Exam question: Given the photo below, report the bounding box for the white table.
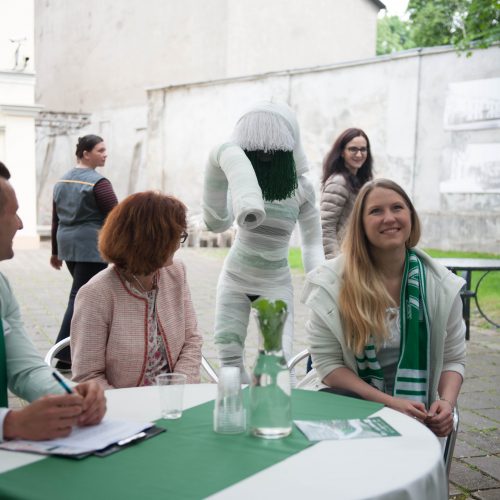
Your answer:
[0,384,447,499]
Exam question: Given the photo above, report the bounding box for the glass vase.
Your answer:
[250,298,292,439]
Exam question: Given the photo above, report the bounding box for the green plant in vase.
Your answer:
[250,298,292,439]
[252,298,288,352]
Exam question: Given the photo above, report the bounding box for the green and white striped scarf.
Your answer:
[355,250,430,406]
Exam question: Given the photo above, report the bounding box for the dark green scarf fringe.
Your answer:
[244,150,298,202]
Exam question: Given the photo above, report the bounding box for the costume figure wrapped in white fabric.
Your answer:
[203,102,324,382]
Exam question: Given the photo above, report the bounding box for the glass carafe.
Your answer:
[250,298,292,439]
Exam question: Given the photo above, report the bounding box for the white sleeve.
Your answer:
[442,293,466,377]
[203,143,265,232]
[298,177,325,273]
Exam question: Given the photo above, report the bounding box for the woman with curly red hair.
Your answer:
[71,191,202,389]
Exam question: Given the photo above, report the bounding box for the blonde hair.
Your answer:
[339,179,421,354]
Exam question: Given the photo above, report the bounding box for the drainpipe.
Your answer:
[410,48,423,200]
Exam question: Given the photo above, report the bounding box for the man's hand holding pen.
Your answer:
[3,379,106,441]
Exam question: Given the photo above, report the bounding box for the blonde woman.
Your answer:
[302,179,465,437]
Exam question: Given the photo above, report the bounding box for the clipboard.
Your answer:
[94,425,166,457]
[0,420,166,460]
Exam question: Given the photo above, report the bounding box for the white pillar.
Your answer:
[0,103,43,249]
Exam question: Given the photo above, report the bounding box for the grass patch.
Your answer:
[425,249,500,328]
[288,247,303,270]
[479,427,498,435]
[192,246,305,270]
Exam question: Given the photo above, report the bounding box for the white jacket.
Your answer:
[300,248,466,403]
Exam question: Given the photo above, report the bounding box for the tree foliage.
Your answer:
[377,0,500,56]
[377,15,416,54]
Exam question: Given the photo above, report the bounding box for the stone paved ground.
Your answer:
[2,243,499,498]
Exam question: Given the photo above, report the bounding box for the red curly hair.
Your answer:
[99,191,187,275]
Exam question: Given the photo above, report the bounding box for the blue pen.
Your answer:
[52,371,73,394]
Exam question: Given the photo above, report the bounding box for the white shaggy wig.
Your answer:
[232,110,295,153]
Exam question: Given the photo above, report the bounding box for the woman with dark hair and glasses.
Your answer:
[70,191,202,389]
[320,128,373,260]
[50,135,118,369]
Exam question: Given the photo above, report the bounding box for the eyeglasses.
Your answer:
[346,147,368,155]
[180,232,188,244]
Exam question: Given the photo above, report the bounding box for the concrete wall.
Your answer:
[412,49,500,252]
[34,0,381,112]
[144,45,500,252]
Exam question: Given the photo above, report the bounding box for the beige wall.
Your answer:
[34,0,380,112]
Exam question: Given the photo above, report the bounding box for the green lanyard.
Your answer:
[0,317,8,407]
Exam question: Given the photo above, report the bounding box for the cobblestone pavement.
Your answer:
[2,243,499,498]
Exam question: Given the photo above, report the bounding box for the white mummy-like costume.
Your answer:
[203,102,324,381]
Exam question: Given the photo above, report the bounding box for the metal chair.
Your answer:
[44,337,70,368]
[287,347,459,477]
[45,337,219,383]
[444,406,460,477]
[287,348,309,371]
[201,357,219,384]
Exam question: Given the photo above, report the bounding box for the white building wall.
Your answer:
[34,0,381,112]
[3,111,39,249]
[33,0,383,229]
[0,0,40,249]
[225,0,380,78]
[32,1,499,252]
[0,0,35,73]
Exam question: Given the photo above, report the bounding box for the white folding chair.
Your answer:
[44,337,70,367]
[287,348,310,371]
[44,337,219,383]
[201,357,219,383]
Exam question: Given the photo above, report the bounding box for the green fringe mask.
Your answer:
[244,150,298,202]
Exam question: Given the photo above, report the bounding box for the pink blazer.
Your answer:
[71,261,202,389]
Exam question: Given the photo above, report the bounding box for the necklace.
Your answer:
[130,273,155,293]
